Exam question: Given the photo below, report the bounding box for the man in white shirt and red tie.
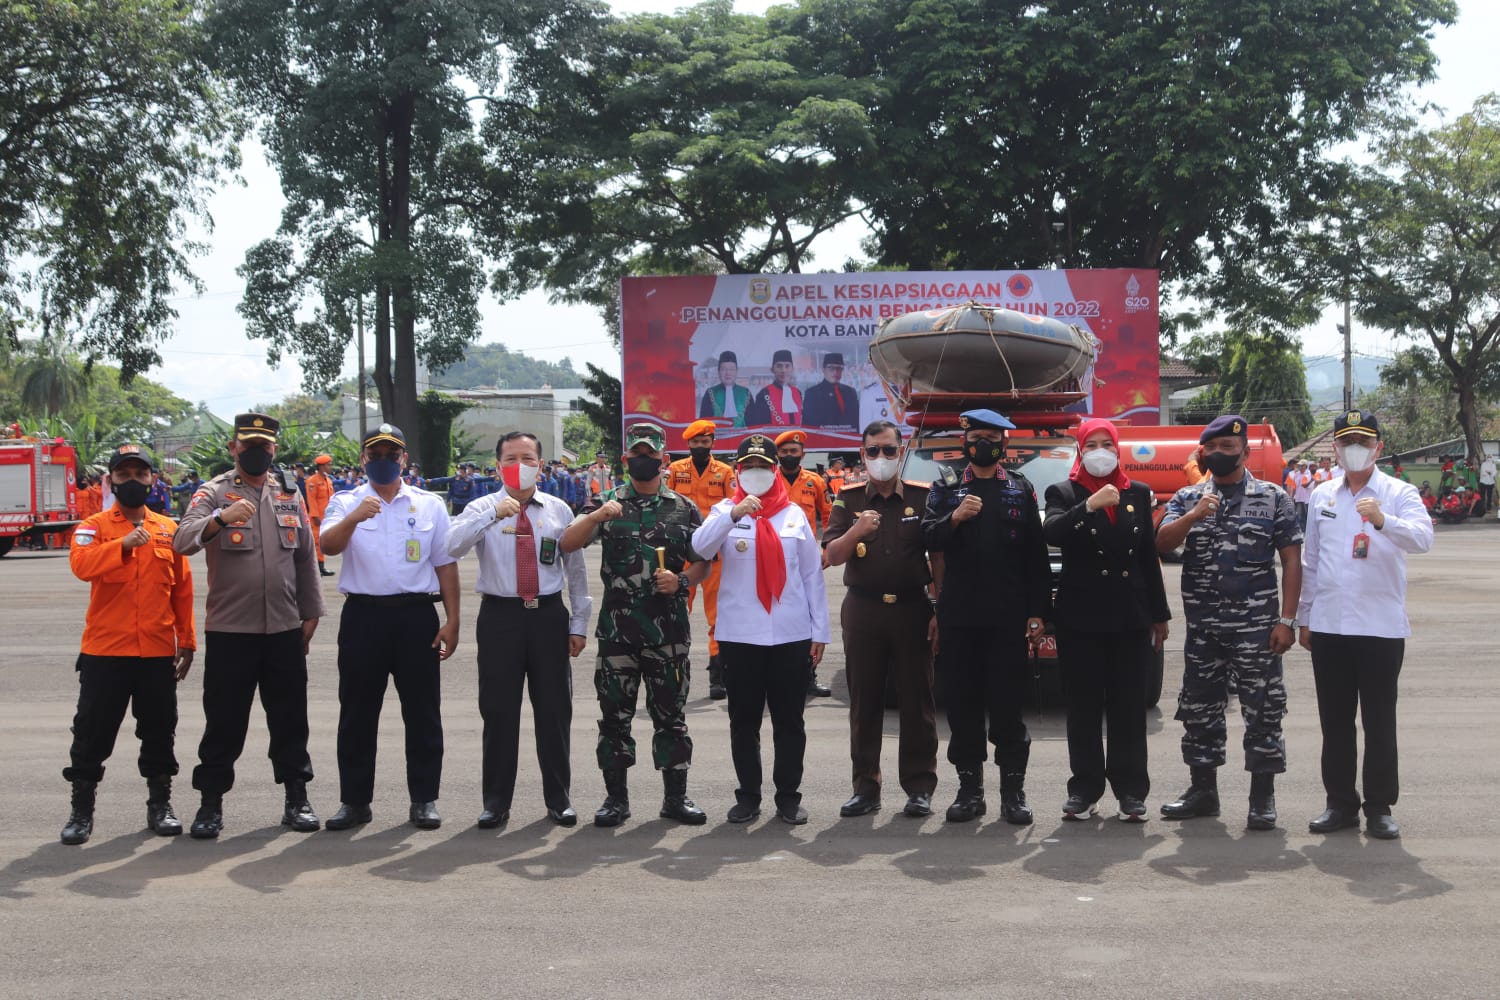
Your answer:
[1298,410,1433,840]
[317,423,461,831]
[447,431,593,829]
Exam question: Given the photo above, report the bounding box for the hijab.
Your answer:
[1069,418,1132,524]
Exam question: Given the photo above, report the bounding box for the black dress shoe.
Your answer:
[1160,786,1220,819]
[727,801,760,824]
[1308,807,1361,834]
[318,565,335,577]
[807,675,832,697]
[1000,788,1033,826]
[476,808,509,829]
[1366,814,1400,840]
[409,801,441,830]
[548,805,578,827]
[840,792,880,817]
[903,793,933,818]
[325,803,372,831]
[282,800,320,833]
[1062,795,1097,820]
[777,802,809,825]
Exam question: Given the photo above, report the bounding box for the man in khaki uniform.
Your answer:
[174,413,326,838]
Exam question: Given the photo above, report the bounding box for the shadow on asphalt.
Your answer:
[227,821,412,893]
[0,829,156,900]
[1023,818,1167,885]
[1301,835,1453,904]
[66,824,284,899]
[1147,820,1308,885]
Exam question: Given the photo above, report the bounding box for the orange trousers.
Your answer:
[687,558,722,658]
[311,516,324,562]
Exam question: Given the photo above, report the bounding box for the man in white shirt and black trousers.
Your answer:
[1299,410,1433,840]
[448,431,593,829]
[318,423,461,831]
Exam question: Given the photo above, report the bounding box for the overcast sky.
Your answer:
[150,0,1500,416]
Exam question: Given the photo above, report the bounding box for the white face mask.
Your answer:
[1081,449,1119,477]
[866,456,899,482]
[1338,442,1376,473]
[737,467,776,497]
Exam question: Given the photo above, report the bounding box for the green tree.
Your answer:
[14,331,90,417]
[434,343,584,390]
[788,0,1453,336]
[1177,330,1313,445]
[1314,96,1500,459]
[0,0,239,376]
[212,0,603,455]
[578,364,622,468]
[488,0,875,333]
[562,411,603,463]
[1354,348,1473,455]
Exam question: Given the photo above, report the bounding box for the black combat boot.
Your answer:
[660,769,707,825]
[146,776,183,836]
[60,780,97,846]
[945,768,986,823]
[190,793,224,839]
[1000,771,1034,826]
[281,780,320,832]
[594,768,630,828]
[708,656,726,700]
[1160,766,1221,819]
[1247,772,1277,831]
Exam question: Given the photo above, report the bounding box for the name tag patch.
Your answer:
[1319,508,1337,518]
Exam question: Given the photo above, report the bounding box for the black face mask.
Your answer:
[238,447,274,476]
[778,454,801,474]
[965,438,1004,468]
[1203,450,1243,477]
[689,446,712,469]
[626,455,661,482]
[113,479,151,508]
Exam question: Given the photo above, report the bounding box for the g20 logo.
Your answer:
[1124,295,1154,313]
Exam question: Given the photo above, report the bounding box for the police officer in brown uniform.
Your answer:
[174,413,327,838]
[823,420,940,818]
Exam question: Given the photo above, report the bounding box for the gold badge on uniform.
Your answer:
[904,507,914,516]
[1126,504,1135,513]
[855,542,867,558]
[735,539,748,552]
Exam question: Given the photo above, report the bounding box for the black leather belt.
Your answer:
[847,585,932,606]
[482,592,562,610]
[345,593,441,607]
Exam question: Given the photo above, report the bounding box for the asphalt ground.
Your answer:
[1,522,1498,998]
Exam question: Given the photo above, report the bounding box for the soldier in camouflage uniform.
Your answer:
[560,423,711,828]
[1155,414,1303,831]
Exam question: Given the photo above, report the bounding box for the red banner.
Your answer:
[621,270,1159,450]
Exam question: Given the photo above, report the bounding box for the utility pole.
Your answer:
[1341,295,1353,412]
[356,294,368,443]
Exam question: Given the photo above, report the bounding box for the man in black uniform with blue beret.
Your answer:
[922,409,1051,825]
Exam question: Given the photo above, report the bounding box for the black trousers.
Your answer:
[720,639,810,808]
[192,629,314,795]
[937,624,1032,774]
[1309,632,1404,817]
[63,654,178,784]
[336,600,444,804]
[476,596,572,813]
[1057,626,1150,802]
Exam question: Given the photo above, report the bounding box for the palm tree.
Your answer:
[17,331,90,417]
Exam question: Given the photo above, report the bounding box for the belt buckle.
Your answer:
[882,593,897,604]
[523,598,539,609]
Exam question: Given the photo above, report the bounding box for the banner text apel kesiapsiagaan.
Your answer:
[619,270,1160,451]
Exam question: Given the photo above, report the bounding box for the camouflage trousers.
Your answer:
[594,642,692,772]
[1175,625,1287,773]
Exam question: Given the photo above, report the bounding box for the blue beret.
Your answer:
[1200,414,1248,444]
[959,409,1016,432]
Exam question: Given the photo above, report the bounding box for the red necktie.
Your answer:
[515,504,539,601]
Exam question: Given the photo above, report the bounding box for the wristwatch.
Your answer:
[676,572,690,592]
[212,511,227,528]
[1277,616,1297,629]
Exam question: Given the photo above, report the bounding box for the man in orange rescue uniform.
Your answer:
[775,429,835,697]
[60,444,196,845]
[667,419,737,699]
[305,454,336,577]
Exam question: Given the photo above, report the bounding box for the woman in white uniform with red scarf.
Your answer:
[693,433,831,824]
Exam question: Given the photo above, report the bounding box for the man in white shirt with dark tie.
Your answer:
[1298,410,1433,840]
[447,431,592,829]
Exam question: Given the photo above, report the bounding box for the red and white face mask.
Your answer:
[501,462,540,490]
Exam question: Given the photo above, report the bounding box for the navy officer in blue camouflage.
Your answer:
[1155,414,1302,831]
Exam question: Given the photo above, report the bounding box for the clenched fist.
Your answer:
[492,495,521,522]
[350,495,383,523]
[221,498,256,525]
[732,495,762,521]
[1087,485,1120,511]
[592,499,624,523]
[121,523,151,551]
[951,494,983,524]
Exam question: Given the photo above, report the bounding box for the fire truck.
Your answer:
[0,434,81,556]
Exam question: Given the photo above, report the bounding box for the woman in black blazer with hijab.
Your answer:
[1043,418,1171,822]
